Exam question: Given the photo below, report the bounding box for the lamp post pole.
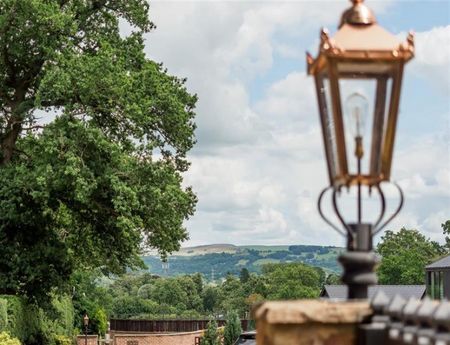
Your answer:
[307,0,414,299]
[338,135,378,300]
[83,313,89,345]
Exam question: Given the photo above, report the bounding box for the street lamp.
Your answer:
[83,313,89,345]
[307,0,414,299]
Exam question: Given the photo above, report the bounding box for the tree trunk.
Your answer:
[0,84,29,166]
[1,115,22,166]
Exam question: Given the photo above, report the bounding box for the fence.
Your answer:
[359,291,450,345]
[110,319,250,333]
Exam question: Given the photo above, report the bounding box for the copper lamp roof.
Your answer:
[306,0,414,75]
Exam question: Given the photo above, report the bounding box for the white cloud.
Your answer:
[409,25,450,93]
[142,1,447,247]
[395,132,450,199]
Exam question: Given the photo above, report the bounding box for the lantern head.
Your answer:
[307,0,414,188]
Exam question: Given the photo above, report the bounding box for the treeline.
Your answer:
[0,260,338,343]
[77,262,340,334]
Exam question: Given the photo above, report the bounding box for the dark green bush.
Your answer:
[0,295,75,345]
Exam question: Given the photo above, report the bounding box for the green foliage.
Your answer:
[325,273,342,285]
[0,294,77,345]
[201,319,220,345]
[239,268,250,284]
[0,0,197,302]
[72,270,113,334]
[223,311,242,345]
[219,275,245,315]
[0,332,21,345]
[53,335,72,345]
[3,296,30,342]
[377,228,446,285]
[151,278,188,310]
[0,298,7,330]
[111,296,156,319]
[91,308,107,336]
[100,261,325,320]
[263,263,322,299]
[442,221,450,250]
[47,295,75,337]
[2,296,48,344]
[203,286,219,313]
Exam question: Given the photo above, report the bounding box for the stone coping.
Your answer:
[76,335,98,338]
[253,299,372,325]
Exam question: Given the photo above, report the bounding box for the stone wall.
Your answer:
[253,300,372,345]
[76,335,98,345]
[112,330,204,345]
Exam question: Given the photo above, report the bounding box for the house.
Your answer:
[320,285,426,300]
[425,254,450,299]
[322,254,450,301]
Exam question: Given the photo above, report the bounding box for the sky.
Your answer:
[137,0,450,247]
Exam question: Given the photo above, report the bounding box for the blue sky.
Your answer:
[143,0,450,247]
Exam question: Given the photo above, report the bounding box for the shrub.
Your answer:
[0,298,8,331]
[54,335,72,345]
[0,294,75,345]
[50,295,74,336]
[223,311,242,345]
[0,332,22,345]
[201,319,220,345]
[2,295,29,341]
[91,308,107,336]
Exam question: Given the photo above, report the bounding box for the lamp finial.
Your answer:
[340,0,376,27]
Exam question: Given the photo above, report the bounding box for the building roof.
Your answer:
[426,255,450,270]
[321,285,426,300]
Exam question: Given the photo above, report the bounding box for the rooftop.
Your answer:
[321,285,426,300]
[426,255,450,270]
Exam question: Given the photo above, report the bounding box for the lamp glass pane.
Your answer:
[375,77,393,178]
[339,78,377,176]
[336,60,400,184]
[316,73,341,184]
[322,77,340,179]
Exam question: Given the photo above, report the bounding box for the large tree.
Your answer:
[0,0,197,301]
[376,228,445,285]
[262,263,322,299]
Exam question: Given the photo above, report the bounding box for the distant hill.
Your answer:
[144,244,239,257]
[142,244,343,281]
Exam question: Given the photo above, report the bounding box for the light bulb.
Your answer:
[345,92,369,138]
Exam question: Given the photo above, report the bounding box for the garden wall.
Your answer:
[112,330,203,345]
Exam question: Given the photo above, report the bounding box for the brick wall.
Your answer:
[76,335,98,345]
[113,330,204,345]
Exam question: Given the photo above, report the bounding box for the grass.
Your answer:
[252,258,280,266]
[236,259,249,266]
[240,245,290,252]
